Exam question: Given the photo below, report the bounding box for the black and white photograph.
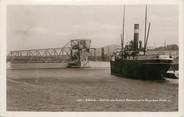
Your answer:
[0,0,183,116]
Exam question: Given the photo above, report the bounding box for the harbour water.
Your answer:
[7,61,178,111]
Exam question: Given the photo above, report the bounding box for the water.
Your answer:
[7,62,178,111]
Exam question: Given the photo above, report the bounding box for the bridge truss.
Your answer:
[7,39,92,67]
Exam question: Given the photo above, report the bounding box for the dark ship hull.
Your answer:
[110,59,172,80]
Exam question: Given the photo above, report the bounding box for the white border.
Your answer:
[179,0,184,115]
[0,0,7,116]
[0,0,183,117]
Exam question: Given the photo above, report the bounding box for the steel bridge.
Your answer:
[7,39,95,67]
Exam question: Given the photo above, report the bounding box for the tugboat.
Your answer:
[110,5,173,80]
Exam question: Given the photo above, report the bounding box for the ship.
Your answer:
[110,5,173,80]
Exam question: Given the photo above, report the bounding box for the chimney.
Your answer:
[133,24,139,51]
[139,40,142,49]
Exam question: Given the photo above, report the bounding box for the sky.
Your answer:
[7,5,178,51]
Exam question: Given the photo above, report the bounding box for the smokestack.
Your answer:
[101,48,105,61]
[133,24,139,51]
[139,40,142,49]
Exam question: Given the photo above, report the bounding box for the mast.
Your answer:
[144,5,147,55]
[121,5,126,50]
[144,22,151,50]
[164,40,166,48]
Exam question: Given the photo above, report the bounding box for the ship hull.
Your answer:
[110,59,172,80]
